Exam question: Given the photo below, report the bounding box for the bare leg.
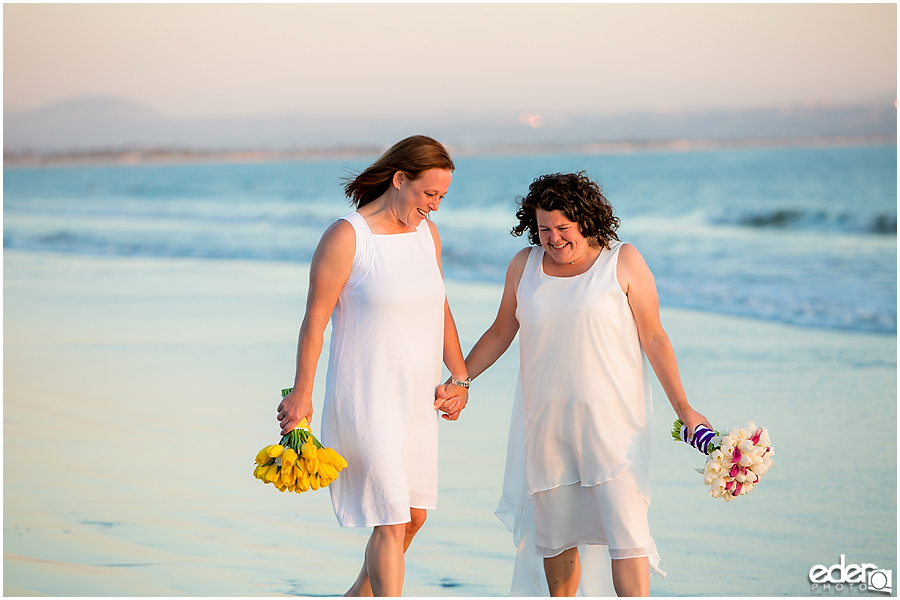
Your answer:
[611,556,650,597]
[345,509,427,597]
[544,547,580,597]
[402,508,427,550]
[357,523,405,596]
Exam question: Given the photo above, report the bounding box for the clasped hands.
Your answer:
[433,379,468,421]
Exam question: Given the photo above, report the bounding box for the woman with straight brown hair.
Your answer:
[277,135,471,596]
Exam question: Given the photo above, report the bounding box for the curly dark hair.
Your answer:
[511,171,620,248]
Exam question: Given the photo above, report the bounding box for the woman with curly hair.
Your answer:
[447,171,708,596]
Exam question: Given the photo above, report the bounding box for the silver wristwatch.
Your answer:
[450,376,471,389]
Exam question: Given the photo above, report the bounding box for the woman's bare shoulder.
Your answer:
[617,241,639,258]
[510,246,532,268]
[616,242,648,268]
[426,217,440,237]
[314,218,356,264]
[505,247,532,283]
[616,242,654,290]
[321,217,355,244]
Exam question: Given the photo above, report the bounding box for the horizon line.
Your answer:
[4,134,895,169]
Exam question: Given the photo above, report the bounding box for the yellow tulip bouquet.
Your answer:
[252,388,348,494]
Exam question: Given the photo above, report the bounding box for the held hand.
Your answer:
[434,382,453,404]
[433,382,468,421]
[433,383,461,419]
[677,406,711,441]
[277,390,313,435]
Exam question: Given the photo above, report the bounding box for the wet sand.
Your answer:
[3,249,896,596]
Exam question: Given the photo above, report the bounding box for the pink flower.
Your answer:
[750,428,763,444]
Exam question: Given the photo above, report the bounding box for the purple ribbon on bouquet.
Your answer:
[680,424,716,455]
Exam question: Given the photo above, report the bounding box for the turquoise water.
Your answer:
[4,144,897,333]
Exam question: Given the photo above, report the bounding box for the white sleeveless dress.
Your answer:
[320,211,444,527]
[496,243,664,596]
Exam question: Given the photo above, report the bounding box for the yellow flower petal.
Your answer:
[324,448,344,469]
[301,442,316,460]
[256,446,272,464]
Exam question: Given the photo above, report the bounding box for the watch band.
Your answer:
[450,377,471,389]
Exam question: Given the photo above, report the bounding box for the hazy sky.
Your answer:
[4,3,897,118]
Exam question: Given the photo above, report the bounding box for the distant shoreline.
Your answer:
[4,134,895,168]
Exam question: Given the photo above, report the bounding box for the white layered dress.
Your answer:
[496,243,665,596]
[320,211,444,527]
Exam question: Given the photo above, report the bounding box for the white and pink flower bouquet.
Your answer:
[672,419,774,502]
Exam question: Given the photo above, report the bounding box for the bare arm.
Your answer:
[617,243,709,438]
[427,220,469,420]
[464,248,529,380]
[276,220,355,434]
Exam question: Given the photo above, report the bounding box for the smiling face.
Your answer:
[394,168,452,228]
[536,208,592,265]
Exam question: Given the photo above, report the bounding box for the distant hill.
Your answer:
[4,96,896,154]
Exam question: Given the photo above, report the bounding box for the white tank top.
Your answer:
[320,211,445,526]
[515,242,654,496]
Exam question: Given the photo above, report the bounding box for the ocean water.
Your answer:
[3,143,897,334]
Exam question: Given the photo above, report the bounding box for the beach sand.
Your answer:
[3,250,896,596]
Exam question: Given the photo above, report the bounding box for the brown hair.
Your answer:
[343,135,455,207]
[511,171,620,248]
